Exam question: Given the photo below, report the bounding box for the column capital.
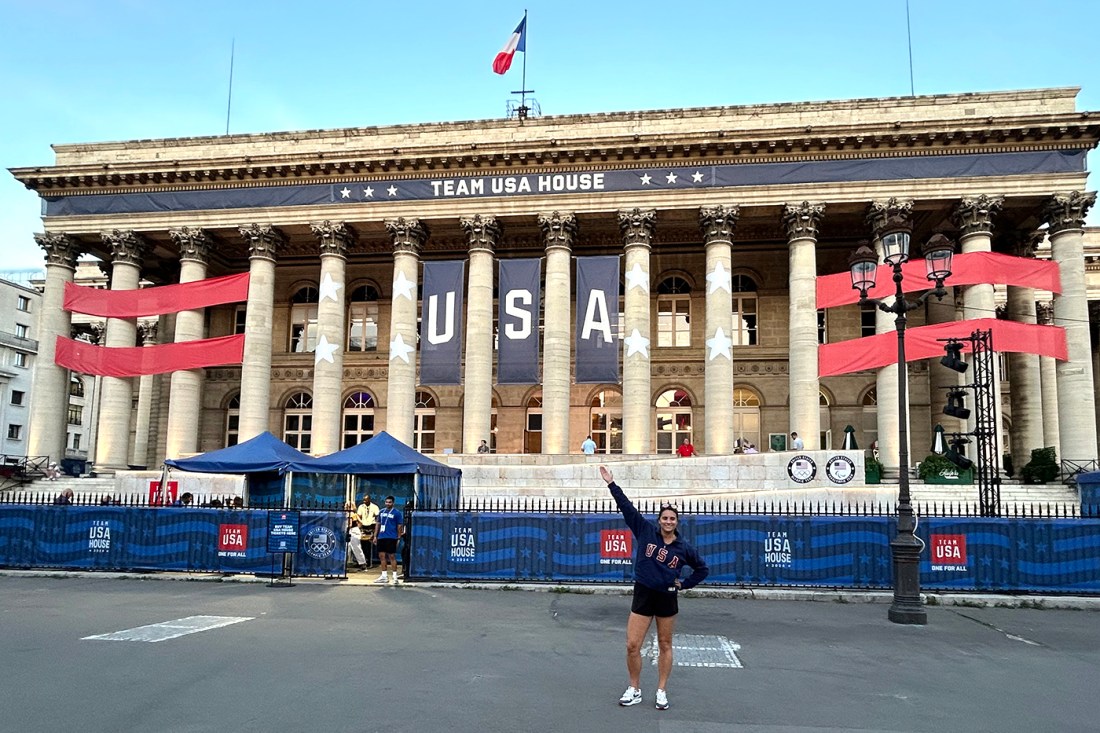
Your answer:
[1042,191,1097,235]
[169,226,214,264]
[618,208,656,249]
[138,321,159,345]
[951,194,1004,237]
[100,229,149,267]
[866,198,914,238]
[699,205,740,245]
[460,214,502,254]
[1001,228,1043,259]
[310,220,356,258]
[1036,301,1054,325]
[538,211,577,252]
[385,217,429,255]
[33,232,81,269]
[782,201,826,240]
[238,224,285,261]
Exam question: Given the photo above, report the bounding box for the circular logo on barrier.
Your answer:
[826,455,856,484]
[787,455,817,484]
[303,526,337,559]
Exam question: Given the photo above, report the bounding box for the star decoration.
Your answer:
[387,185,398,197]
[706,327,733,361]
[314,334,340,364]
[707,261,732,294]
[363,186,374,198]
[319,272,343,302]
[691,171,704,183]
[623,329,650,359]
[639,173,652,185]
[665,172,678,184]
[624,263,649,292]
[389,333,415,364]
[392,270,416,300]
[339,187,351,199]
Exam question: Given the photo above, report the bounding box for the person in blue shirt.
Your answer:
[600,465,708,711]
[373,495,404,585]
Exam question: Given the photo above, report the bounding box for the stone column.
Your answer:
[385,218,428,445]
[237,224,284,441]
[1035,302,1061,454]
[953,195,1006,448]
[95,230,150,472]
[164,227,213,458]
[619,208,655,454]
[784,202,825,450]
[700,205,739,455]
[867,199,913,475]
[538,212,577,454]
[1003,230,1044,467]
[133,321,158,468]
[1042,191,1098,462]
[309,221,354,455]
[460,215,500,453]
[27,233,82,463]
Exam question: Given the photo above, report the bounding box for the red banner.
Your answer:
[64,272,250,318]
[817,252,1061,309]
[818,318,1067,377]
[55,334,245,377]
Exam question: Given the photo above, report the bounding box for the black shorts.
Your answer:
[376,538,398,554]
[630,582,679,618]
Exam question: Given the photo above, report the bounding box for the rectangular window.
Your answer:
[14,324,28,340]
[657,298,691,347]
[7,424,21,440]
[16,295,30,312]
[10,390,24,406]
[861,303,877,338]
[14,353,27,368]
[72,433,81,451]
[733,296,758,346]
[348,303,379,351]
[817,309,827,344]
[234,305,247,335]
[68,406,83,426]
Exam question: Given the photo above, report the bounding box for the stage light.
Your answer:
[943,390,971,420]
[941,341,969,373]
[945,436,974,471]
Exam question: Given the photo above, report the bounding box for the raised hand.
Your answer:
[599,465,614,485]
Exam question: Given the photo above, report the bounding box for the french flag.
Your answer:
[493,17,526,75]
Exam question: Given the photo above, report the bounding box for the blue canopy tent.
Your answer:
[285,431,461,509]
[164,431,309,507]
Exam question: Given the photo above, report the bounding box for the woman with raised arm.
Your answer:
[600,465,709,711]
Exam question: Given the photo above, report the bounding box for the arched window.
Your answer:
[289,286,319,353]
[861,387,878,449]
[589,390,623,454]
[524,392,543,454]
[283,392,313,451]
[225,393,241,447]
[488,395,500,453]
[414,390,437,453]
[655,388,693,454]
[342,391,375,448]
[656,276,692,347]
[347,284,380,352]
[732,275,757,346]
[732,387,761,451]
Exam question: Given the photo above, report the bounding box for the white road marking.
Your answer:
[644,632,743,668]
[83,615,254,643]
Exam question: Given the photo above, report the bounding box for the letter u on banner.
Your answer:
[420,260,465,384]
[575,256,621,383]
[497,258,542,384]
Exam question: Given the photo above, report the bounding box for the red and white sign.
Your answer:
[148,480,179,506]
[930,534,968,571]
[218,524,248,557]
[600,529,632,559]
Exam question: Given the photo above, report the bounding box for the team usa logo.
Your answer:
[930,534,968,572]
[303,526,337,560]
[825,455,856,484]
[763,530,792,567]
[449,527,477,563]
[787,455,817,484]
[88,520,112,554]
[218,524,248,559]
[599,529,632,566]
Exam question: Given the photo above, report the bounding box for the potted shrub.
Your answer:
[865,453,883,484]
[1021,446,1059,484]
[918,454,973,484]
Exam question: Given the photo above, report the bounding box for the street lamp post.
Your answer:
[848,231,954,625]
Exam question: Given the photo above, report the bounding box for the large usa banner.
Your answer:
[497,258,542,384]
[419,260,466,385]
[575,256,620,383]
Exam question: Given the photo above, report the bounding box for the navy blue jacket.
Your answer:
[608,482,709,593]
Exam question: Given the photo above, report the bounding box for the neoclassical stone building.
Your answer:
[10,87,1100,476]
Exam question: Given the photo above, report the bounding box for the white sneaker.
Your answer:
[618,686,642,707]
[389,576,398,585]
[655,689,669,710]
[373,575,388,584]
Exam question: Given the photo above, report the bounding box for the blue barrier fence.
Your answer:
[0,505,346,577]
[410,512,1100,594]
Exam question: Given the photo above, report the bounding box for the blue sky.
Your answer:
[2,0,1097,272]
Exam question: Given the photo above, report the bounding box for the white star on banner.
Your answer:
[691,171,704,183]
[340,187,351,199]
[706,327,733,361]
[392,271,416,300]
[623,328,650,359]
[665,172,678,184]
[387,185,398,197]
[319,273,343,302]
[624,263,649,292]
[389,333,415,364]
[363,186,374,198]
[639,173,652,185]
[314,334,340,364]
[706,261,732,294]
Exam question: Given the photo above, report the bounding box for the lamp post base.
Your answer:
[888,603,928,625]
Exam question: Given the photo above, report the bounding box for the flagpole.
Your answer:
[225,38,235,135]
[520,9,528,112]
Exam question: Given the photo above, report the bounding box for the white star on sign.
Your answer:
[706,261,732,294]
[623,329,650,359]
[639,173,652,185]
[389,333,415,364]
[340,187,351,199]
[363,186,374,198]
[665,172,678,184]
[392,270,416,300]
[314,334,340,364]
[625,263,649,292]
[387,185,398,197]
[706,327,733,361]
[691,171,704,183]
[319,272,343,302]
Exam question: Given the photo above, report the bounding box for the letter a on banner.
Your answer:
[420,260,465,384]
[575,256,620,383]
[497,258,542,384]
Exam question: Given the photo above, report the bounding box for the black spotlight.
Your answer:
[944,436,974,471]
[943,390,971,420]
[941,341,969,373]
